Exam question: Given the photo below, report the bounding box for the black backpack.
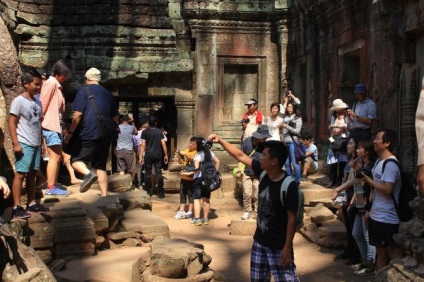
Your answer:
[201,160,222,192]
[382,159,417,222]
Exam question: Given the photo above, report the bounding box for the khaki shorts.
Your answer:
[304,157,318,174]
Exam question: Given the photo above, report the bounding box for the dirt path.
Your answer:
[151,192,365,282]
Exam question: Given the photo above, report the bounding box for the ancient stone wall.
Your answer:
[287,0,424,173]
[0,0,288,170]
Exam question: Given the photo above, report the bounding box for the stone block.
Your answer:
[150,238,209,278]
[53,217,96,243]
[121,209,170,241]
[317,238,346,249]
[28,223,54,249]
[108,231,139,241]
[318,219,346,240]
[85,208,109,234]
[307,203,335,225]
[35,249,53,265]
[309,198,333,209]
[299,222,319,243]
[53,247,151,281]
[55,242,96,258]
[229,218,256,236]
[300,183,334,205]
[89,173,133,193]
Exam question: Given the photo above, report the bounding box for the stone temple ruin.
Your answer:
[1,0,424,281]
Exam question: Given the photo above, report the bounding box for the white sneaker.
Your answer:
[174,211,186,219]
[185,211,193,219]
[241,212,250,220]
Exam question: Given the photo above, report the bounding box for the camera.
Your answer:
[240,118,250,124]
[202,139,214,150]
[285,90,290,97]
[354,167,372,178]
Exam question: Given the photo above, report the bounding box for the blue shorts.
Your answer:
[43,129,62,147]
[15,143,41,173]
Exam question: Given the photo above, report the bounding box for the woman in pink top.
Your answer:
[40,59,73,197]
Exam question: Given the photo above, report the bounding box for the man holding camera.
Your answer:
[347,83,377,141]
[241,98,263,142]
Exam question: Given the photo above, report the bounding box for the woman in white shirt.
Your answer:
[264,102,284,141]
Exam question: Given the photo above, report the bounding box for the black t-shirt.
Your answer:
[252,160,299,250]
[140,126,166,159]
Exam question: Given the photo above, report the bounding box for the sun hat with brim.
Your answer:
[252,124,272,139]
[330,99,349,112]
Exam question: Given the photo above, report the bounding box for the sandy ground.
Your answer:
[151,191,366,282]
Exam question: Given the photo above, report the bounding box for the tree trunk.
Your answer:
[0,16,22,179]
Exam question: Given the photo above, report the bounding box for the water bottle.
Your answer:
[353,178,365,209]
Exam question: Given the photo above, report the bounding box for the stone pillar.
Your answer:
[175,101,195,150]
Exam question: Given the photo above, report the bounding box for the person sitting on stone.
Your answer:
[300,132,319,182]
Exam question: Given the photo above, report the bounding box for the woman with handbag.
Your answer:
[326,99,349,187]
[280,101,303,184]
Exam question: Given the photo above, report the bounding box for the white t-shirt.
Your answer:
[193,150,216,179]
[264,116,284,141]
[370,156,401,224]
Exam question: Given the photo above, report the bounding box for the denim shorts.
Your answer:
[15,142,41,173]
[42,129,62,147]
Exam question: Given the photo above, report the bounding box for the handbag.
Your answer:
[330,135,348,151]
[290,135,306,162]
[86,86,120,140]
[232,146,258,179]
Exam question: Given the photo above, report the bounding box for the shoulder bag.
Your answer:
[86,86,120,140]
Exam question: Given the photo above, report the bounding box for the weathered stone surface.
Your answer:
[300,184,335,205]
[119,189,152,211]
[307,203,335,225]
[318,219,346,240]
[150,238,210,278]
[89,173,133,193]
[143,269,215,282]
[53,247,151,282]
[121,209,170,241]
[1,223,56,282]
[299,222,319,243]
[229,218,256,236]
[108,231,139,241]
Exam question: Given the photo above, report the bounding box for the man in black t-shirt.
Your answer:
[208,134,299,282]
[139,116,168,198]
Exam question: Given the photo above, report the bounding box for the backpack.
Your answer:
[381,159,417,222]
[201,160,222,192]
[259,171,305,228]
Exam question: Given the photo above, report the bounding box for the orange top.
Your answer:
[40,76,65,133]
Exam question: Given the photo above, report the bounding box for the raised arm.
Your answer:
[207,134,253,169]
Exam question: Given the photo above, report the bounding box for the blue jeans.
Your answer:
[352,213,376,264]
[285,142,301,183]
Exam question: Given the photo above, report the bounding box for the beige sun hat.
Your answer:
[330,99,349,111]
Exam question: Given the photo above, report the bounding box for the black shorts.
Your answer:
[192,177,211,199]
[71,139,111,171]
[368,217,399,248]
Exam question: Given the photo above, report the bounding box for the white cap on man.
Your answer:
[85,68,101,81]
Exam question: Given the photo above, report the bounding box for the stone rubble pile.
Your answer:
[3,174,217,282]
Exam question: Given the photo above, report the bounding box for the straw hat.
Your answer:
[330,99,349,111]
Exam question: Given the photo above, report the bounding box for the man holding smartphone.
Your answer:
[347,83,377,141]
